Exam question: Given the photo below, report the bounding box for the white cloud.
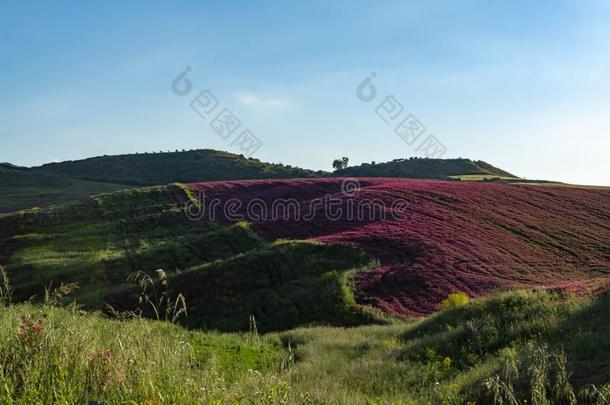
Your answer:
[236,93,289,108]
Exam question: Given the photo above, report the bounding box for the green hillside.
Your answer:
[335,157,518,180]
[1,151,520,213]
[36,149,322,186]
[1,150,324,212]
[2,162,610,403]
[0,163,129,213]
[0,184,381,332]
[37,152,517,185]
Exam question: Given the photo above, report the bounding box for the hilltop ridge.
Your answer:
[36,149,323,186]
[336,157,517,179]
[1,149,518,212]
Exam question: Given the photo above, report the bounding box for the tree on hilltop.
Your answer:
[332,156,349,171]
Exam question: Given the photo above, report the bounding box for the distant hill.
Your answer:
[1,149,520,212]
[36,149,322,186]
[1,163,71,188]
[35,151,517,186]
[0,163,128,212]
[1,149,323,212]
[335,158,517,180]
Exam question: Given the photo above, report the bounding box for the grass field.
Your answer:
[449,174,519,181]
[3,178,610,327]
[1,286,609,403]
[2,177,610,403]
[1,184,385,332]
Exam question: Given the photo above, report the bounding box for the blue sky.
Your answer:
[1,1,609,185]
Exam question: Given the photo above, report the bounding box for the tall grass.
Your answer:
[0,264,12,306]
[1,274,609,403]
[0,303,291,403]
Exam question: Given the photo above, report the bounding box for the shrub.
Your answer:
[440,292,470,309]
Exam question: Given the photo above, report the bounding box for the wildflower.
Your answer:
[102,348,112,366]
[16,315,45,346]
[93,347,112,366]
[32,318,44,334]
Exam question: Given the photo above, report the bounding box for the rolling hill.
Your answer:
[335,157,517,180]
[0,163,130,213]
[0,150,323,212]
[1,149,519,213]
[35,149,323,186]
[188,178,610,316]
[36,151,516,185]
[0,184,382,332]
[1,177,608,332]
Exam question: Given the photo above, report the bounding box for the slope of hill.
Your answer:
[1,150,323,212]
[0,163,129,213]
[37,152,517,186]
[2,150,522,213]
[2,177,609,330]
[188,177,610,316]
[3,289,610,403]
[335,158,518,180]
[36,149,322,186]
[0,184,382,332]
[35,151,517,187]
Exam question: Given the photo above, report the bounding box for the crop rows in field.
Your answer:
[189,178,610,316]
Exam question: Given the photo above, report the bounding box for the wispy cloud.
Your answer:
[236,93,289,108]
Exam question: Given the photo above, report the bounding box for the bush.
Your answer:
[440,292,470,309]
